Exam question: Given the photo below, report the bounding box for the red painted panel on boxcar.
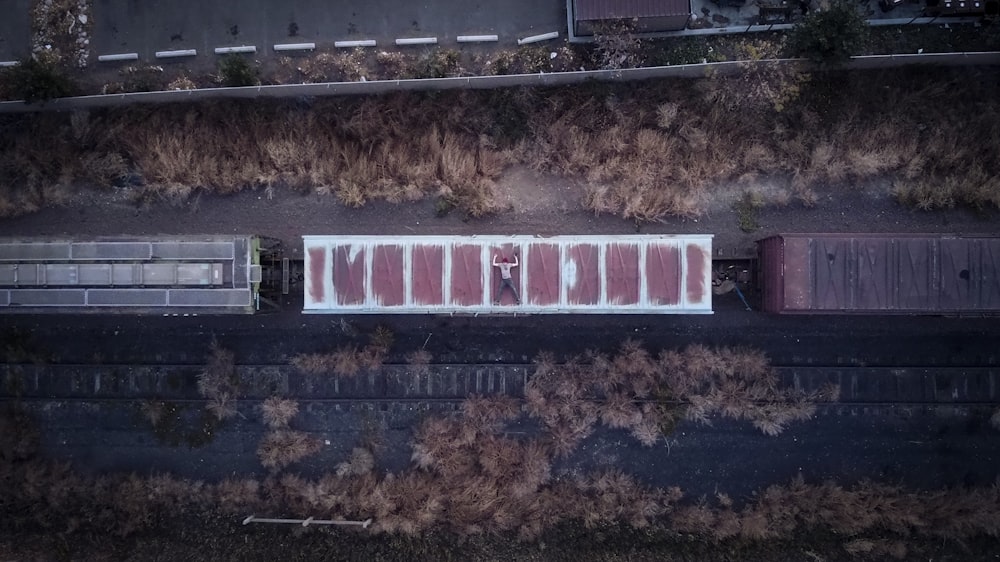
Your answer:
[527,243,559,306]
[333,245,366,305]
[685,243,706,304]
[411,244,444,306]
[371,244,404,306]
[646,244,680,305]
[607,243,639,305]
[451,244,483,306]
[490,243,521,305]
[566,244,599,305]
[307,246,325,303]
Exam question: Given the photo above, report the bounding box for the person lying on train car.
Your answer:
[492,253,521,305]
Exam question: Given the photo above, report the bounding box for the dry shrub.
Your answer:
[198,342,239,420]
[629,415,661,447]
[290,346,362,377]
[206,393,238,421]
[261,397,299,429]
[463,394,521,433]
[215,478,262,513]
[257,430,323,471]
[527,342,820,441]
[369,325,395,352]
[600,391,641,429]
[406,349,432,375]
[198,342,235,398]
[330,346,362,376]
[290,353,331,375]
[358,345,385,370]
[79,152,128,187]
[336,447,376,477]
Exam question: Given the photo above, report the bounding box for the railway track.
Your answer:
[3,363,999,406]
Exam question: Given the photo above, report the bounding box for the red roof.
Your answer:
[575,0,691,20]
[303,235,713,314]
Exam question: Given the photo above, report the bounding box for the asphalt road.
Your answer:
[0,0,31,62]
[90,0,566,61]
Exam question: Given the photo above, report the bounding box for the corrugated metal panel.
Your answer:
[0,236,257,314]
[575,0,690,20]
[71,242,151,260]
[0,242,70,261]
[758,234,1000,314]
[302,235,712,314]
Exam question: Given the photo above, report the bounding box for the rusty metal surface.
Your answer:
[758,234,1000,314]
[303,235,713,314]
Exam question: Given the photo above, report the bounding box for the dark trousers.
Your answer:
[497,277,520,302]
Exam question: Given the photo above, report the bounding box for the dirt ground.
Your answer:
[0,164,996,259]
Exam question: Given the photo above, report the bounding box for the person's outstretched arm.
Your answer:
[492,255,499,267]
[512,254,519,267]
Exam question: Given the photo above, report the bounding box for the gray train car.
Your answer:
[0,235,263,314]
[757,234,1000,314]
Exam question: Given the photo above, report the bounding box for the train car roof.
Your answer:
[757,233,1000,314]
[302,235,713,314]
[0,235,260,314]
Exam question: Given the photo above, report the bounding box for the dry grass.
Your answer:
[5,68,998,220]
[291,326,396,376]
[290,346,361,377]
[256,430,323,471]
[261,397,299,429]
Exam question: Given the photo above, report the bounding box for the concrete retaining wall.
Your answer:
[1,51,998,113]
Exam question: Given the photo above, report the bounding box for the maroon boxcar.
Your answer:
[757,234,1000,314]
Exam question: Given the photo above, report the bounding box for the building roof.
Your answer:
[302,235,712,314]
[574,0,691,21]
